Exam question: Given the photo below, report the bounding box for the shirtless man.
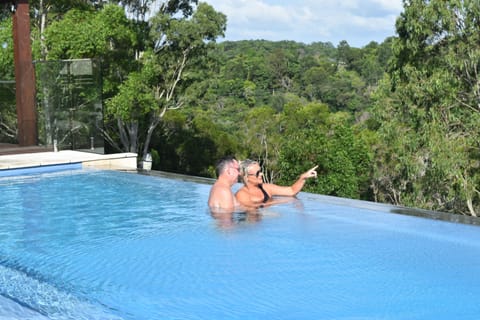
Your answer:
[208,156,241,212]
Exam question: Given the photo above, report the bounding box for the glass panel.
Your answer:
[35,59,104,153]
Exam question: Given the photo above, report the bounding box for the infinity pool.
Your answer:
[0,169,479,319]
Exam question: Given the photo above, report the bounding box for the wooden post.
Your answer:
[12,0,37,146]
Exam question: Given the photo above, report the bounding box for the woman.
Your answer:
[235,159,318,208]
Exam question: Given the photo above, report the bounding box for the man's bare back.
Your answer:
[208,180,238,211]
[208,156,240,212]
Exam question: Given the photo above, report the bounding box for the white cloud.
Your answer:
[205,0,403,47]
[371,0,404,11]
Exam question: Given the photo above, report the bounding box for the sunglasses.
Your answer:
[247,170,262,177]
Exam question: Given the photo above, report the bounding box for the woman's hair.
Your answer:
[239,159,258,184]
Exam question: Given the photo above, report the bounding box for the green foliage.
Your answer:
[277,108,373,199]
[151,109,238,177]
[175,39,383,189]
[105,70,156,122]
[372,0,480,215]
[0,17,13,79]
[43,2,226,157]
[45,4,139,99]
[322,69,368,112]
[46,5,135,59]
[0,17,17,143]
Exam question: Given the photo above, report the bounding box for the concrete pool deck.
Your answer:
[0,150,138,173]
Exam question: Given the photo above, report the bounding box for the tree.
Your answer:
[0,16,17,142]
[239,105,282,182]
[107,2,226,160]
[44,2,226,160]
[150,109,239,177]
[42,4,138,149]
[30,0,98,60]
[372,0,480,215]
[299,62,335,101]
[321,69,368,112]
[277,104,373,199]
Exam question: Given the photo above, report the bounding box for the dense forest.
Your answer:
[0,0,479,216]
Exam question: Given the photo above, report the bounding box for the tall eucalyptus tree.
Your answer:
[373,0,480,215]
[43,1,226,160]
[106,2,226,159]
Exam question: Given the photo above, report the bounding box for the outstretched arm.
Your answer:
[265,165,318,197]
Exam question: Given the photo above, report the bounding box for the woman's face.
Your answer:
[245,163,263,183]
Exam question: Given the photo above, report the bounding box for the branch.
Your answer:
[155,85,165,100]
[0,121,17,138]
[155,47,190,118]
[159,100,183,118]
[165,47,190,102]
[454,97,480,114]
[96,124,123,153]
[117,118,130,152]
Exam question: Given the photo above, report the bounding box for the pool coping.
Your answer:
[0,150,138,176]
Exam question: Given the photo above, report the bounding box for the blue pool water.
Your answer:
[0,169,480,319]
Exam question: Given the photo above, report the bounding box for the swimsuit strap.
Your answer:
[258,184,270,203]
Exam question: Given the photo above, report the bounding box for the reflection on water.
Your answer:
[210,210,262,229]
[209,197,302,230]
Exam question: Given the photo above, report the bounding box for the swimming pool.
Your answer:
[0,169,479,319]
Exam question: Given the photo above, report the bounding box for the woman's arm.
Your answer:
[264,165,318,197]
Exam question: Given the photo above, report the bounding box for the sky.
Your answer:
[203,0,404,48]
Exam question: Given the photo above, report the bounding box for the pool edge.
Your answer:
[142,170,480,227]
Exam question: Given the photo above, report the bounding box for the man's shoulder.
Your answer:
[208,181,235,209]
[209,181,229,198]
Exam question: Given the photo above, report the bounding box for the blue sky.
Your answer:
[203,0,404,48]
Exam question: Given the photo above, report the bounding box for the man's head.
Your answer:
[215,156,240,181]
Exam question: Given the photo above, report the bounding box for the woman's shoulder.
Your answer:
[235,186,248,196]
